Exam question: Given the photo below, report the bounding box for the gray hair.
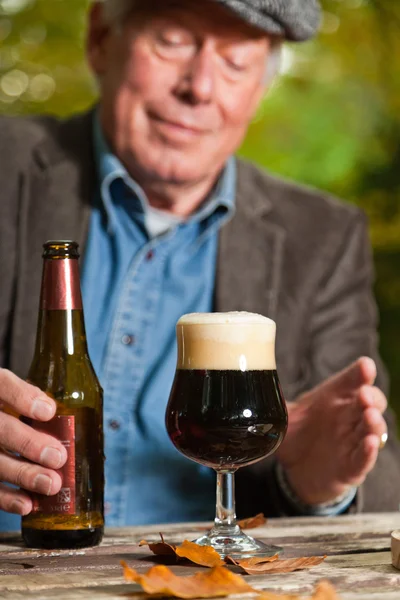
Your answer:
[100,0,282,84]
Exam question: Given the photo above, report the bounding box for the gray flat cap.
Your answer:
[213,0,322,41]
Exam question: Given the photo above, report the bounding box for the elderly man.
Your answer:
[0,0,398,532]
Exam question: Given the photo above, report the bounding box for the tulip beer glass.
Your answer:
[165,312,288,558]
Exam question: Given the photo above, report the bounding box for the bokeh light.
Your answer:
[0,0,399,420]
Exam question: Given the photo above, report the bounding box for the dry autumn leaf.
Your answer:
[176,540,224,567]
[225,555,279,569]
[139,535,224,567]
[195,513,267,533]
[139,533,177,557]
[231,555,326,575]
[237,513,267,529]
[258,592,301,600]
[121,562,256,598]
[312,580,342,600]
[258,580,341,600]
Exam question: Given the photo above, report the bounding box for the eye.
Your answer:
[153,25,196,60]
[226,59,247,72]
[157,27,194,49]
[160,33,185,47]
[222,57,250,79]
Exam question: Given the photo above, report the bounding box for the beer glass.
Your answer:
[165,312,288,558]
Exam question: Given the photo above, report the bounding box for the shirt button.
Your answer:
[146,250,155,261]
[121,334,135,346]
[108,419,121,430]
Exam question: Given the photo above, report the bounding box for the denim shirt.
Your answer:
[79,119,236,526]
[0,118,353,532]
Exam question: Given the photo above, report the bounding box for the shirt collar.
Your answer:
[93,113,236,238]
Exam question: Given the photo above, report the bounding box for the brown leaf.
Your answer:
[237,513,267,529]
[139,533,177,557]
[121,562,256,598]
[312,580,342,599]
[258,580,341,600]
[258,592,301,600]
[225,555,279,568]
[175,540,224,567]
[195,514,267,533]
[234,555,326,575]
[139,535,224,568]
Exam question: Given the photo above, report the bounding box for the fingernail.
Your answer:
[33,474,53,496]
[31,399,54,421]
[361,357,376,383]
[10,499,27,515]
[40,447,63,469]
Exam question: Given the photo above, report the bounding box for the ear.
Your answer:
[86,1,112,77]
[250,40,279,119]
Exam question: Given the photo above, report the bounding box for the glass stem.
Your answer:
[214,470,241,535]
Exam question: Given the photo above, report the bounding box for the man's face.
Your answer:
[88,0,271,186]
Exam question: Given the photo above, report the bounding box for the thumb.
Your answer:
[325,357,376,395]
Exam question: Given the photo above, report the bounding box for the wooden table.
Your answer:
[0,513,399,599]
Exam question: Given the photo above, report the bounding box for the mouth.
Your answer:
[149,113,208,140]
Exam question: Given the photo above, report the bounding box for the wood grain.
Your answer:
[0,513,399,599]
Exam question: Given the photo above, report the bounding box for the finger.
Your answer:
[358,385,387,414]
[0,412,67,469]
[0,369,56,421]
[362,407,387,439]
[351,408,387,449]
[327,357,376,395]
[349,434,380,484]
[0,452,62,496]
[0,483,32,515]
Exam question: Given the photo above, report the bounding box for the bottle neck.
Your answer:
[34,258,89,358]
[40,258,82,310]
[34,309,89,358]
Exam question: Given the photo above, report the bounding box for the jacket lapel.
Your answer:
[10,111,95,377]
[11,131,285,377]
[215,160,286,322]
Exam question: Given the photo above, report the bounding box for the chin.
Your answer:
[139,156,209,185]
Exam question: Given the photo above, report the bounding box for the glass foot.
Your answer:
[194,526,282,559]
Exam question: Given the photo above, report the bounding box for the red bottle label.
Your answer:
[40,259,83,310]
[31,416,76,515]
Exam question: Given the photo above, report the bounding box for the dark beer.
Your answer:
[22,241,104,549]
[165,312,288,557]
[166,369,286,469]
[166,312,288,471]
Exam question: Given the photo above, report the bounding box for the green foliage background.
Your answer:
[1,0,399,417]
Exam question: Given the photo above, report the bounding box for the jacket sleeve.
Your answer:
[307,210,400,512]
[308,211,388,392]
[236,210,400,517]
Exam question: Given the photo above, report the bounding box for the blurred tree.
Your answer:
[0,0,399,417]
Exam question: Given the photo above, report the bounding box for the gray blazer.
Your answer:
[1,111,399,517]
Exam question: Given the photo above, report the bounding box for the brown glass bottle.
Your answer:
[22,241,104,549]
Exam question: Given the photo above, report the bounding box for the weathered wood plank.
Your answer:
[0,514,398,599]
[0,552,398,597]
[1,512,399,552]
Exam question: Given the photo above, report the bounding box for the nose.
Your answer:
[176,43,215,105]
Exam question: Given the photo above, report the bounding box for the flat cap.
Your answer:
[213,0,322,41]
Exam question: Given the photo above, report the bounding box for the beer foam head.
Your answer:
[176,312,276,371]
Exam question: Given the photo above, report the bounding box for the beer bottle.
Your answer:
[22,241,104,549]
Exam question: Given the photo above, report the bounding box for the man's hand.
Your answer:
[0,369,67,515]
[276,357,388,506]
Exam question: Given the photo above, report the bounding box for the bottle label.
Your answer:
[41,259,83,310]
[31,416,76,515]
